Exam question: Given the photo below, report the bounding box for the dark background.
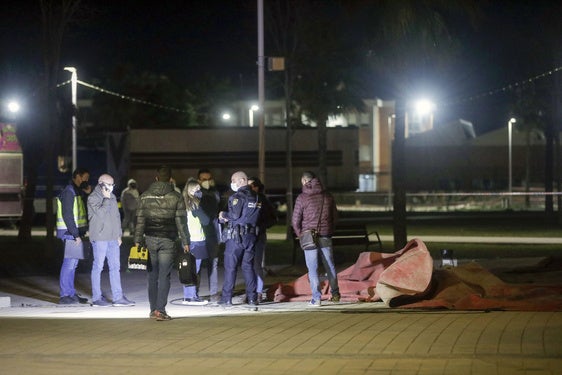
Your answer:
[1,1,560,135]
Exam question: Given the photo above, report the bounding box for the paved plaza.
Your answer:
[1,227,561,374]
[1,258,562,374]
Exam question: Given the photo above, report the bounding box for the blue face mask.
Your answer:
[194,190,202,199]
[230,182,238,192]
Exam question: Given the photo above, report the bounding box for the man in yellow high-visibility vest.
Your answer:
[56,168,91,305]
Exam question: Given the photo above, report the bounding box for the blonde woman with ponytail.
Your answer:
[181,178,211,305]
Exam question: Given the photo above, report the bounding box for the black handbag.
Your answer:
[178,251,198,286]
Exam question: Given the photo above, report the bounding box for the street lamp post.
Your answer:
[257,0,265,183]
[508,117,516,208]
[387,114,395,211]
[64,67,78,173]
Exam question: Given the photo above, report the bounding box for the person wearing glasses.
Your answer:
[88,173,135,307]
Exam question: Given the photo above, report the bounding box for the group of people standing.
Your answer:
[56,164,340,320]
[56,169,135,307]
[131,166,277,320]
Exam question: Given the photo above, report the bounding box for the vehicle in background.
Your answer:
[0,122,23,221]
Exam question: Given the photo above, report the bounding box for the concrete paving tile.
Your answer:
[521,314,551,355]
[418,360,448,375]
[369,358,400,371]
[1,252,562,374]
[442,358,478,374]
[431,317,473,354]
[498,313,531,354]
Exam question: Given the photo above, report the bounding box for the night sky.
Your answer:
[1,1,560,135]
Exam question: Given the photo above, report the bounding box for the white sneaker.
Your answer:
[182,298,209,306]
[307,299,321,307]
[112,296,136,307]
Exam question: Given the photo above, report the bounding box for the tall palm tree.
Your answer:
[265,0,364,238]
[356,0,482,249]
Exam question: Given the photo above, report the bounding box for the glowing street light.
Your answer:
[414,99,435,116]
[405,98,436,137]
[222,112,231,121]
[508,117,516,208]
[7,100,20,114]
[249,104,259,127]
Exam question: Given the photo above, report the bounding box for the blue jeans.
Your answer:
[91,240,123,302]
[59,239,83,297]
[303,240,340,301]
[221,234,257,302]
[60,257,79,297]
[183,258,203,299]
[254,232,266,293]
[145,236,176,313]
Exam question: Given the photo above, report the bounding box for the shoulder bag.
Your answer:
[299,195,324,250]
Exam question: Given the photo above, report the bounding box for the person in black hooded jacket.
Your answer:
[248,176,277,302]
[134,165,190,321]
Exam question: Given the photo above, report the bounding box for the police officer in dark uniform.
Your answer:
[217,171,262,307]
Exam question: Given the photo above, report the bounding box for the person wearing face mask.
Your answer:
[217,171,262,307]
[87,173,135,307]
[56,168,92,305]
[181,178,210,305]
[197,168,221,302]
[120,179,139,235]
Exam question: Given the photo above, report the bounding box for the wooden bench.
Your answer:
[292,223,382,264]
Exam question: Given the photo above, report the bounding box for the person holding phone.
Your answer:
[88,173,135,307]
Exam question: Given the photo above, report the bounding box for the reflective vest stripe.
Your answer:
[56,194,87,230]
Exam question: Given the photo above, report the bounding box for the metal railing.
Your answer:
[333,191,562,212]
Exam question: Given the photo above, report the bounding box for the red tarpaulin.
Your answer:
[268,238,562,311]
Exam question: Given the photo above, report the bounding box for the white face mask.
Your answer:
[200,180,210,190]
[230,182,239,192]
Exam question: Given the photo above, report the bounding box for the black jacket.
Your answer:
[257,192,277,230]
[134,181,190,246]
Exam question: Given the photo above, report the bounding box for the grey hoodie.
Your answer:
[87,184,123,241]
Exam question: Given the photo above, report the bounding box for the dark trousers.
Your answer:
[145,236,175,313]
[221,234,257,302]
